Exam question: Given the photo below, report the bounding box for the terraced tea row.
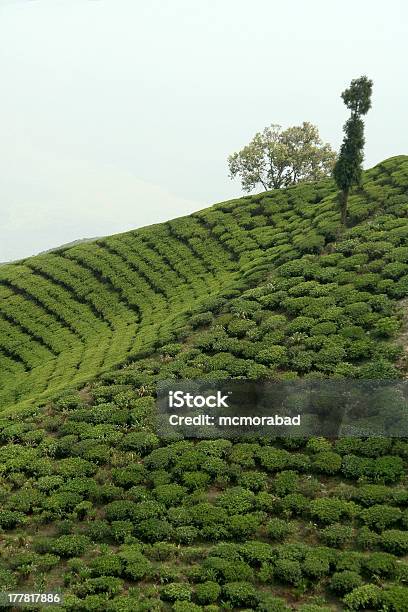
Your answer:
[0,224,239,410]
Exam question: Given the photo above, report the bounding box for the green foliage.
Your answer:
[320,523,353,548]
[309,498,359,524]
[153,484,187,506]
[228,513,262,539]
[382,586,408,612]
[272,470,299,495]
[334,76,373,224]
[267,518,294,541]
[360,504,402,532]
[51,535,90,557]
[381,530,408,556]
[274,558,303,586]
[195,581,221,604]
[90,554,123,577]
[343,583,382,610]
[228,122,336,192]
[257,594,291,611]
[363,552,396,578]
[216,487,255,514]
[0,568,17,590]
[330,571,363,595]
[302,553,330,579]
[222,580,259,607]
[312,451,342,475]
[161,582,192,602]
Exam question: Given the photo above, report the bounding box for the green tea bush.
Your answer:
[274,558,303,586]
[363,552,396,578]
[90,554,123,577]
[190,503,228,528]
[356,526,380,551]
[257,448,291,472]
[281,493,310,515]
[381,585,408,612]
[105,500,139,522]
[153,484,187,506]
[182,471,211,490]
[306,437,332,453]
[355,484,391,506]
[309,498,359,524]
[51,535,90,557]
[320,523,354,548]
[381,530,408,556]
[0,509,26,529]
[330,571,363,595]
[360,505,402,532]
[312,451,342,475]
[119,432,159,454]
[228,513,262,540]
[111,465,147,488]
[222,581,259,607]
[55,457,96,478]
[239,540,273,566]
[272,470,299,496]
[195,581,221,604]
[267,518,294,541]
[202,557,254,583]
[216,487,255,514]
[302,553,330,579]
[228,443,259,467]
[335,552,363,573]
[343,584,383,610]
[161,582,192,602]
[174,526,198,545]
[237,470,268,491]
[136,518,172,542]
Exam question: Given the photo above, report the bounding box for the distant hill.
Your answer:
[0,238,98,266]
[37,237,99,256]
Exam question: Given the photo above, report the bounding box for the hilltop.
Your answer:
[0,156,408,610]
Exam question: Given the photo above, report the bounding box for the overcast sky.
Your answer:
[1,0,407,261]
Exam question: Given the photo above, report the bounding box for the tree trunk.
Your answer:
[340,189,349,226]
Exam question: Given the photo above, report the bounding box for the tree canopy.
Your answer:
[228,122,336,193]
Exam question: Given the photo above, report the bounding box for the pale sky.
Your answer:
[1,0,407,261]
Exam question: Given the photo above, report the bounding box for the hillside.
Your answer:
[1,156,407,414]
[1,156,408,611]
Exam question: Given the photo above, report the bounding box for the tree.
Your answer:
[228,122,336,192]
[333,76,373,225]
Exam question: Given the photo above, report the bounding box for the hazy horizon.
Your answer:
[1,0,407,261]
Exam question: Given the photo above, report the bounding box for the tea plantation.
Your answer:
[1,156,408,610]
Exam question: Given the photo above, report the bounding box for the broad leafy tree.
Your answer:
[228,122,336,192]
[333,76,373,225]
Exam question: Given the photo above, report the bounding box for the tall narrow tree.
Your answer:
[333,76,373,225]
